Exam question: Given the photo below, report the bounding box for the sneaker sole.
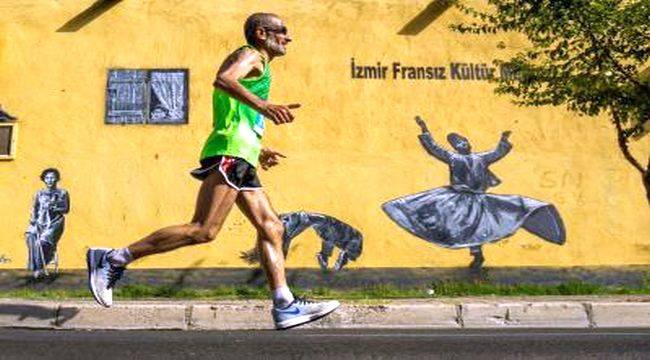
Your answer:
[275,301,340,330]
[86,248,110,308]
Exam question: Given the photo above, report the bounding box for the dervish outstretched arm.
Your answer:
[415,116,451,163]
[480,131,513,164]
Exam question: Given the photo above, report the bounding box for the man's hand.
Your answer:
[260,103,301,125]
[415,116,430,134]
[259,147,286,170]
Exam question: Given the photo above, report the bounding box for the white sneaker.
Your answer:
[272,297,340,330]
[86,248,125,307]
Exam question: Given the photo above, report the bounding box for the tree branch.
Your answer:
[612,111,645,173]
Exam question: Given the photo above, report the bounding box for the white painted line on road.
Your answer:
[300,332,650,338]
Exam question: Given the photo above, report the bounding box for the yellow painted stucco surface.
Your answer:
[0,0,648,269]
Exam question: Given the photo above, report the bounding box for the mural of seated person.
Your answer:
[25,168,70,279]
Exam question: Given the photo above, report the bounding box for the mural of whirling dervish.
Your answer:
[382,116,565,271]
[241,211,363,272]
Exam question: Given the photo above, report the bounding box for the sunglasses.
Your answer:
[263,25,288,35]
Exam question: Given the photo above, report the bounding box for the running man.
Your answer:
[86,13,340,330]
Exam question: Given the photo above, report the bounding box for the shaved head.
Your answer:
[244,13,280,46]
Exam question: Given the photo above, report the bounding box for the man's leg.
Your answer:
[125,171,239,259]
[236,190,288,294]
[236,190,340,330]
[87,171,239,307]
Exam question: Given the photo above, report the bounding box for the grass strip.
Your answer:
[0,278,648,300]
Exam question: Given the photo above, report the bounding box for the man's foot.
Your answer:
[272,297,340,330]
[316,253,328,270]
[86,248,125,307]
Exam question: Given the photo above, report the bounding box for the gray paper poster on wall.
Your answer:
[106,69,188,124]
[149,71,188,124]
[106,70,148,124]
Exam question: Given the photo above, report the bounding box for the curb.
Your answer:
[1,299,649,330]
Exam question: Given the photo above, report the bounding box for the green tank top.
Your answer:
[200,45,271,167]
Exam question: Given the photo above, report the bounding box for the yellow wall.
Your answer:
[1,0,648,269]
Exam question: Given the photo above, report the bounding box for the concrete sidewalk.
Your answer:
[1,296,649,330]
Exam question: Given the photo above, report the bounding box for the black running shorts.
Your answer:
[190,156,262,191]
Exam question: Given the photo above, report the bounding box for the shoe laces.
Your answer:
[293,296,314,305]
[106,265,125,289]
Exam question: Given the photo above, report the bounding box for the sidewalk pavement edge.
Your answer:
[1,298,649,330]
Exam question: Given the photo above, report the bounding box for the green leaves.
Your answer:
[452,0,650,140]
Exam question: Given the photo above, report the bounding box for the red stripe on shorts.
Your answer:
[219,156,236,173]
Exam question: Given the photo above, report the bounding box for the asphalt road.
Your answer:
[1,328,649,359]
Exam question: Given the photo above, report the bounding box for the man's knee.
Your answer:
[187,223,219,244]
[258,218,284,242]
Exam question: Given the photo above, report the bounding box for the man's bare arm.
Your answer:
[213,49,299,124]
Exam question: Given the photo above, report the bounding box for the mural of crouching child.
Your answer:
[25,168,70,278]
[280,211,363,271]
[241,211,363,274]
